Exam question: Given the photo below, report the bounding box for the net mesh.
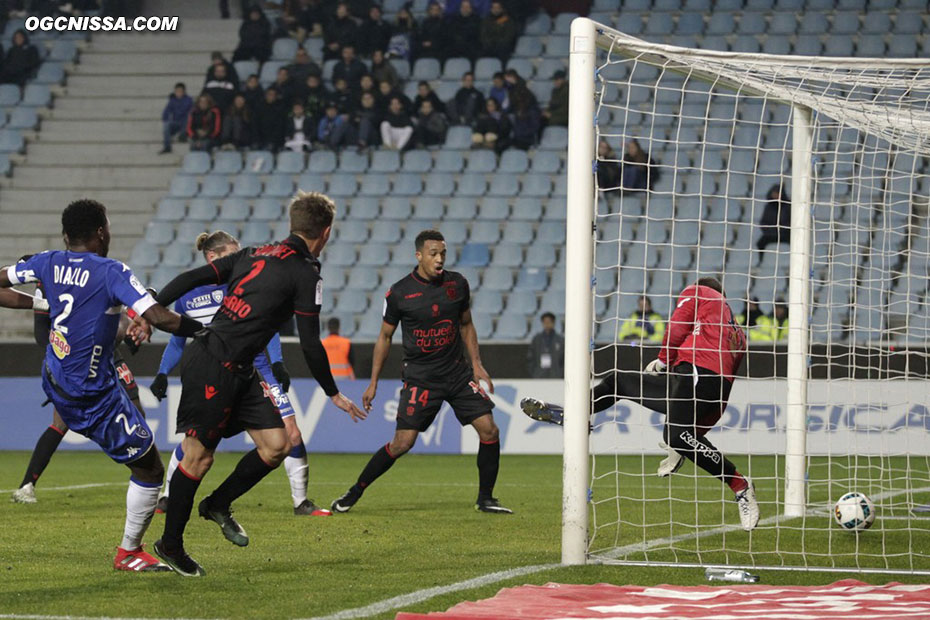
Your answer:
[586,27,930,573]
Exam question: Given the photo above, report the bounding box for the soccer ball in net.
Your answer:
[833,492,876,532]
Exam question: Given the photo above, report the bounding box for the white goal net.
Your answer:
[563,17,930,574]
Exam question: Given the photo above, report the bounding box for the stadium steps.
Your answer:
[22,141,170,167]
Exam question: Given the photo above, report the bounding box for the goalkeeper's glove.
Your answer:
[272,361,291,393]
[656,441,684,477]
[150,373,168,401]
[644,358,667,376]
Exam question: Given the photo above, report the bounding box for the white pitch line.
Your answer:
[0,482,125,494]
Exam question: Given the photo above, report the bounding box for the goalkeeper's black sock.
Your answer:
[477,440,500,501]
[357,444,398,489]
[162,464,201,551]
[20,425,65,488]
[209,449,277,511]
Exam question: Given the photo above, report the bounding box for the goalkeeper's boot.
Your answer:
[475,497,513,514]
[294,499,332,516]
[656,442,684,477]
[198,496,249,547]
[153,539,205,577]
[11,482,36,504]
[114,545,171,572]
[331,484,363,513]
[520,397,565,426]
[154,495,168,514]
[734,481,760,531]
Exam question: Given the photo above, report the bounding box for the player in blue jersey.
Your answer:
[0,199,208,572]
[150,230,331,517]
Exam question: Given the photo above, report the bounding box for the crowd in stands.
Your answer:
[160,1,570,155]
[0,29,41,87]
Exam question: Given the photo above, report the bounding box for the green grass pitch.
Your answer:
[1,451,930,619]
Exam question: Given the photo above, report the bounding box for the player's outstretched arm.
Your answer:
[137,304,205,340]
[0,269,48,311]
[363,320,396,411]
[460,309,493,394]
[295,312,366,422]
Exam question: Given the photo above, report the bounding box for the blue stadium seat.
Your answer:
[470,311,493,339]
[514,36,544,58]
[231,174,261,198]
[505,58,534,80]
[144,221,174,246]
[470,221,500,244]
[413,197,444,219]
[477,197,508,220]
[169,175,198,198]
[456,174,487,198]
[412,58,441,80]
[538,222,565,245]
[21,85,50,107]
[371,149,400,173]
[259,61,286,86]
[458,243,491,267]
[297,172,327,193]
[731,36,761,54]
[308,150,337,173]
[531,151,561,175]
[676,12,705,35]
[487,174,519,197]
[163,242,194,268]
[155,198,186,221]
[435,150,465,173]
[402,149,432,172]
[824,37,854,56]
[272,38,299,61]
[34,62,64,85]
[888,37,917,58]
[465,150,497,173]
[328,173,358,197]
[200,175,230,198]
[328,245,357,266]
[250,198,282,221]
[187,198,218,221]
[339,150,369,173]
[335,290,368,314]
[514,267,548,291]
[337,222,369,244]
[474,57,501,81]
[490,243,521,267]
[510,198,542,221]
[130,241,161,268]
[857,35,885,57]
[505,290,538,317]
[371,220,402,243]
[263,174,293,198]
[498,149,528,174]
[645,13,674,36]
[0,126,21,153]
[444,126,472,150]
[381,197,411,219]
[893,11,923,35]
[237,150,268,174]
[526,244,557,268]
[544,37,569,57]
[445,197,478,220]
[219,198,250,221]
[831,13,860,35]
[345,268,380,291]
[349,196,379,220]
[482,267,513,291]
[501,220,534,244]
[0,84,20,106]
[424,175,454,197]
[275,151,304,174]
[358,244,391,266]
[472,291,503,315]
[182,152,211,175]
[359,174,391,197]
[49,39,77,62]
[539,126,568,150]
[798,12,830,35]
[391,173,422,196]
[240,221,272,246]
[737,12,766,34]
[521,174,552,198]
[443,57,471,80]
[234,60,259,81]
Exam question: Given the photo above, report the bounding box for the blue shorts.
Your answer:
[254,353,295,419]
[42,371,153,464]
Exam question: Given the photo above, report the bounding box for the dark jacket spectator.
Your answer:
[357,74,379,106]
[221,94,252,149]
[445,0,482,61]
[413,81,445,116]
[233,5,272,63]
[504,68,537,111]
[414,99,448,147]
[370,49,399,89]
[330,77,356,115]
[204,51,239,90]
[0,30,39,87]
[380,96,414,150]
[203,63,237,111]
[543,69,569,127]
[387,8,416,60]
[596,139,621,192]
[331,45,368,89]
[757,185,791,250]
[472,97,510,152]
[345,0,373,18]
[448,72,484,126]
[417,2,446,60]
[508,97,541,150]
[271,67,297,105]
[377,80,412,116]
[303,74,328,122]
[286,47,322,88]
[160,82,193,153]
[479,1,517,62]
[621,138,657,191]
[445,0,491,16]
[353,91,381,148]
[290,0,326,39]
[324,2,359,60]
[526,312,564,378]
[254,87,288,150]
[358,5,392,57]
[317,102,353,149]
[284,101,313,152]
[187,94,222,152]
[242,74,264,114]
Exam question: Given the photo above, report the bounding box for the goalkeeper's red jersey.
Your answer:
[657,284,746,381]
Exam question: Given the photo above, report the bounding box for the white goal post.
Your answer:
[563,16,930,572]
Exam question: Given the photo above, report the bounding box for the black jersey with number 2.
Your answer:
[383,269,471,385]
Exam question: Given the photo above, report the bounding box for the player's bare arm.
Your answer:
[0,269,47,310]
[362,320,397,411]
[460,308,493,394]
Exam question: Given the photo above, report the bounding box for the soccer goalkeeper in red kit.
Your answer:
[522,277,759,531]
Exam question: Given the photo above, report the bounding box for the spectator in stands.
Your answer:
[358,5,392,57]
[331,76,356,115]
[345,0,373,18]
[324,2,358,61]
[445,0,482,62]
[241,73,264,114]
[160,82,192,155]
[254,87,287,151]
[322,317,356,380]
[0,29,39,87]
[526,312,563,379]
[380,96,414,150]
[413,80,445,115]
[232,5,272,63]
[221,93,253,150]
[504,68,537,109]
[479,1,516,63]
[448,71,484,126]
[203,62,237,111]
[284,101,313,152]
[303,73,328,123]
[354,91,381,149]
[757,184,791,250]
[508,96,541,150]
[755,298,788,342]
[317,101,354,150]
[488,71,509,110]
[378,79,412,116]
[621,138,656,191]
[287,47,321,88]
[370,49,399,89]
[205,51,239,90]
[287,0,326,40]
[417,1,446,60]
[736,296,769,342]
[387,6,416,61]
[271,66,297,105]
[332,44,368,90]
[413,99,448,148]
[472,96,509,152]
[618,296,665,343]
[596,139,621,192]
[542,69,569,128]
[187,94,222,152]
[357,74,378,105]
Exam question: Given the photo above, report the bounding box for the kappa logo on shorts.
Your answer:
[116,363,134,385]
[205,385,217,400]
[468,380,489,399]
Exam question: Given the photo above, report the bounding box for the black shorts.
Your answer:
[113,349,139,402]
[396,371,494,432]
[176,339,284,450]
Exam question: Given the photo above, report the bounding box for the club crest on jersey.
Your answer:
[211,289,224,304]
[445,285,457,300]
[431,304,440,317]
[49,330,70,359]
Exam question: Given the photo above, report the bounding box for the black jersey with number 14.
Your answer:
[383,269,471,385]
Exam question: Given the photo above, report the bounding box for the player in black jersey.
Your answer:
[331,229,512,515]
[129,191,365,577]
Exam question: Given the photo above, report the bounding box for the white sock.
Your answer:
[121,478,160,551]
[161,444,182,498]
[284,455,308,508]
